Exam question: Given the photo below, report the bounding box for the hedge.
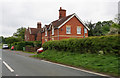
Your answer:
[11,41,42,51]
[43,35,120,54]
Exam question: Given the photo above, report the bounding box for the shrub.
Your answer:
[43,35,120,54]
[11,41,42,51]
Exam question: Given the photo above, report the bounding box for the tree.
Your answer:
[85,21,95,36]
[0,36,6,43]
[93,20,114,36]
[5,37,21,45]
[13,27,26,41]
[108,23,120,35]
[93,21,103,36]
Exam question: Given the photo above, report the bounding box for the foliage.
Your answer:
[85,21,95,36]
[5,37,21,45]
[33,50,119,77]
[85,20,114,36]
[43,35,120,54]
[108,23,120,35]
[11,41,42,50]
[13,27,26,41]
[0,36,6,43]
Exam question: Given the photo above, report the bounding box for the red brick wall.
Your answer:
[36,33,42,41]
[41,16,88,44]
[42,31,45,44]
[25,31,35,41]
[58,16,88,40]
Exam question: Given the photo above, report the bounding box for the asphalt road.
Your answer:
[1,49,110,77]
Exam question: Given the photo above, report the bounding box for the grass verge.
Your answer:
[22,51,36,54]
[32,50,119,77]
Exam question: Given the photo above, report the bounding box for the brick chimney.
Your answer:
[59,7,66,19]
[37,22,41,28]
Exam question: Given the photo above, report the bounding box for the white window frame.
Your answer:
[52,38,54,41]
[66,26,71,34]
[84,28,87,33]
[77,26,81,34]
[45,29,47,36]
[52,26,54,35]
[45,39,47,42]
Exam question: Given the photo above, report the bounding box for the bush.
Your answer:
[11,41,42,51]
[43,35,120,54]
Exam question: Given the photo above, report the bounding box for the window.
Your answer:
[84,28,87,33]
[52,27,54,35]
[77,26,81,34]
[66,26,71,34]
[52,38,54,41]
[45,39,47,42]
[45,29,47,36]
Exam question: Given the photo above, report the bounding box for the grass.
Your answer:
[32,50,119,77]
[22,51,36,54]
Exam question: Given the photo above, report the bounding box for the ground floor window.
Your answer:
[52,38,54,41]
[45,39,47,42]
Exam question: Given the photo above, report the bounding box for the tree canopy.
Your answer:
[13,27,26,41]
[5,37,21,44]
[85,20,115,36]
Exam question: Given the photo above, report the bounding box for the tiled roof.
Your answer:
[51,14,74,28]
[30,28,40,35]
[43,13,90,31]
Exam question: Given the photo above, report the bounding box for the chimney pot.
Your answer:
[59,7,66,19]
[37,22,41,28]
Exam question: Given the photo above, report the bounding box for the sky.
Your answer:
[0,0,119,37]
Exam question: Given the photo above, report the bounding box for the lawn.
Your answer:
[32,50,119,77]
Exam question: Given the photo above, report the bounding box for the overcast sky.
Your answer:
[0,0,119,37]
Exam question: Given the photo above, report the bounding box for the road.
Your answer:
[1,49,110,77]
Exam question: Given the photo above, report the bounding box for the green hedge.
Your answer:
[43,35,120,54]
[11,41,42,50]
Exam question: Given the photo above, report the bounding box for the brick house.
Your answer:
[41,7,90,44]
[24,22,41,41]
[25,7,90,44]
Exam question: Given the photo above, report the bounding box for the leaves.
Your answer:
[85,20,115,36]
[13,27,26,41]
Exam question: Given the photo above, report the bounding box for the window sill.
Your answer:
[66,33,71,34]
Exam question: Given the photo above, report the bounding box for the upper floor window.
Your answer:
[77,26,81,34]
[66,26,71,34]
[52,27,54,35]
[45,29,47,36]
[84,28,87,33]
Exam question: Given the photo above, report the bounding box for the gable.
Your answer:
[58,13,90,30]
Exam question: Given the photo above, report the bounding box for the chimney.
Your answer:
[59,7,66,19]
[37,22,41,28]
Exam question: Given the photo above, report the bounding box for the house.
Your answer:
[24,22,41,41]
[24,7,90,44]
[41,7,90,44]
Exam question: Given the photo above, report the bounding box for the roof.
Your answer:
[29,28,41,35]
[52,14,74,28]
[44,13,90,31]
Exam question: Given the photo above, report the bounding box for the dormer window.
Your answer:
[45,28,47,36]
[52,26,54,35]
